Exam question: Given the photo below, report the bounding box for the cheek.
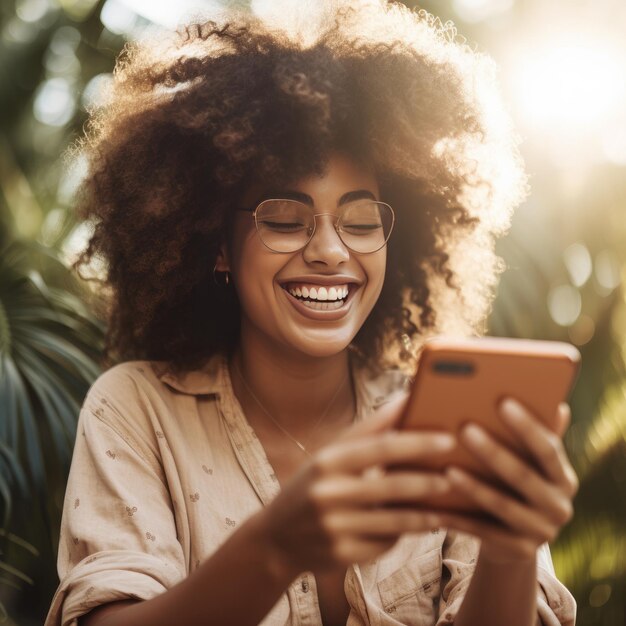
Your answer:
[230,227,262,282]
[232,242,284,309]
[366,250,387,293]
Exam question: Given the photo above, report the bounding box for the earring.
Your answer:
[212,263,230,287]
[400,333,414,359]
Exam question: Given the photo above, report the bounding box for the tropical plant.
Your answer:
[0,231,105,621]
[487,184,626,625]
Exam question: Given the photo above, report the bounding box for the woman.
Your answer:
[46,2,578,625]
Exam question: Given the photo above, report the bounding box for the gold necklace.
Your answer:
[232,359,351,458]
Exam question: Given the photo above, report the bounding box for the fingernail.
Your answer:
[463,423,485,442]
[500,397,524,421]
[446,466,465,482]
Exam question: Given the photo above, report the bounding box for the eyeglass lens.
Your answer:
[255,199,394,253]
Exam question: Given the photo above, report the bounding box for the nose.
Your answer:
[301,213,350,265]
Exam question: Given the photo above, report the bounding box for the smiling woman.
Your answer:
[45,2,576,626]
[214,153,389,360]
[65,1,526,377]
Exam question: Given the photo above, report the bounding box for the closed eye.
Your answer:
[342,223,383,232]
[261,221,307,231]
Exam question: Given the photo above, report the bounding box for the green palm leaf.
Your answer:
[0,355,46,490]
[0,441,28,526]
[0,236,105,620]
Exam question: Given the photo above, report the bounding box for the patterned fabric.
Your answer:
[44,352,576,626]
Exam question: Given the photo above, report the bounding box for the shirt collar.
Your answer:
[154,351,407,415]
[154,353,223,395]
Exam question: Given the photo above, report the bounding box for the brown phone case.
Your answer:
[394,336,581,516]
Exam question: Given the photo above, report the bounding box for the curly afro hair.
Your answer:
[70,0,528,377]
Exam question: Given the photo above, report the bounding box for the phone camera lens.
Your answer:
[432,360,475,376]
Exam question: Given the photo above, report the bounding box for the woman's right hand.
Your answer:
[258,392,455,578]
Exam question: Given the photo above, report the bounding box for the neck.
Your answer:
[228,330,356,438]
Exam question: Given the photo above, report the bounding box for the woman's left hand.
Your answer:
[437,398,579,564]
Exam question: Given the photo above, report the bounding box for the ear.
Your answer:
[214,240,230,272]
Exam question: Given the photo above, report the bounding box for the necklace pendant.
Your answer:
[232,359,348,460]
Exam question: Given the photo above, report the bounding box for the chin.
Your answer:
[289,337,354,359]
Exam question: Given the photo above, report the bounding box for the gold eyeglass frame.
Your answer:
[236,198,395,254]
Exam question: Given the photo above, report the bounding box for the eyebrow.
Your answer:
[256,189,377,206]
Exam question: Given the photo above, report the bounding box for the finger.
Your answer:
[436,512,538,562]
[498,398,579,497]
[311,472,450,507]
[316,430,455,475]
[332,535,399,565]
[446,467,560,545]
[554,403,571,438]
[458,424,574,527]
[323,508,441,537]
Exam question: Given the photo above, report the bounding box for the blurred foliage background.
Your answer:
[0,0,624,624]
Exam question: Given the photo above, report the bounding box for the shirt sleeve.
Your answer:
[44,375,187,626]
[435,531,577,626]
[535,543,577,626]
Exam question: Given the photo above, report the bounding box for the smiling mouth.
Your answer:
[280,283,356,302]
[279,282,359,312]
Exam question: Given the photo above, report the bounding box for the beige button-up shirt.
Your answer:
[45,352,576,626]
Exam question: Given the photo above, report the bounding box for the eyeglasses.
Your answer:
[236,198,395,254]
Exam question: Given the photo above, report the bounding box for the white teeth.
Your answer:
[286,283,352,301]
[301,300,344,310]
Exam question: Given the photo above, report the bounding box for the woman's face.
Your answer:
[220,152,387,358]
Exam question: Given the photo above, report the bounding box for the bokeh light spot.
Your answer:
[114,0,224,29]
[563,243,592,287]
[452,0,514,23]
[50,25,82,55]
[61,220,108,282]
[81,73,114,110]
[33,77,77,126]
[2,16,39,45]
[568,314,595,346]
[44,46,81,76]
[61,221,95,268]
[595,250,621,292]
[57,154,89,205]
[16,0,50,23]
[548,285,581,327]
[100,0,139,36]
[589,583,612,608]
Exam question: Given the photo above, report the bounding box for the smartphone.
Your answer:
[395,336,581,516]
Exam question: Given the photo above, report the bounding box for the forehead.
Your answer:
[241,153,379,207]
